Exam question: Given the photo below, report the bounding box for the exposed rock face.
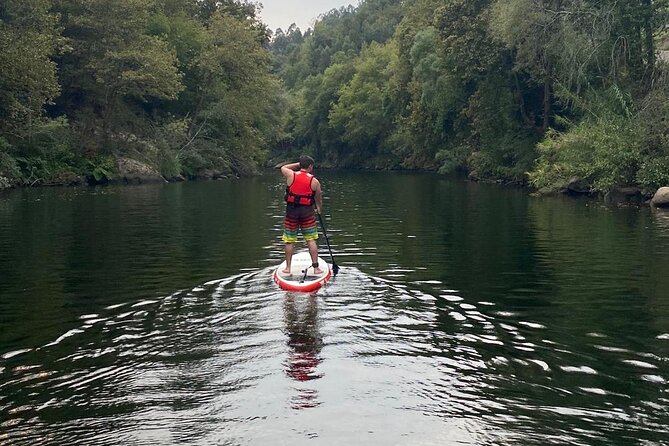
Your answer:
[45,171,84,186]
[115,158,166,185]
[195,169,231,180]
[166,174,186,182]
[651,187,669,208]
[566,177,591,195]
[604,187,644,205]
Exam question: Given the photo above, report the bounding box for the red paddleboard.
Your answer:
[273,251,331,292]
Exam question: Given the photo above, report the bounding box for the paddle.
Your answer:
[317,212,340,276]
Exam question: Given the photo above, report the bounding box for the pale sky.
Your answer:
[258,0,355,33]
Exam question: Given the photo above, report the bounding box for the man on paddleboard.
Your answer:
[280,156,323,275]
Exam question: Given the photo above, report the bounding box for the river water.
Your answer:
[1,171,668,445]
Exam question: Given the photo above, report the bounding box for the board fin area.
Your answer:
[273,252,331,292]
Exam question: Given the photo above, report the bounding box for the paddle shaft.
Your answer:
[317,213,339,275]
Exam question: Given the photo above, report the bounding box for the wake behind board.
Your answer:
[273,251,332,292]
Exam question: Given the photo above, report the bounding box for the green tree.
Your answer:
[177,12,286,175]
[328,41,399,165]
[54,0,183,152]
[291,61,356,161]
[0,0,60,138]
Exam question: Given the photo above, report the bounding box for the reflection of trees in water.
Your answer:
[651,207,669,234]
[283,293,323,409]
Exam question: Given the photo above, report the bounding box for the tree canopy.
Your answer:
[270,0,669,192]
[2,0,669,194]
[0,0,283,185]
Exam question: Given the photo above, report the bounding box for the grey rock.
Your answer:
[651,186,669,208]
[195,169,230,180]
[604,187,644,205]
[166,174,186,182]
[115,158,166,185]
[45,171,84,187]
[536,186,561,196]
[566,177,591,195]
[196,169,215,180]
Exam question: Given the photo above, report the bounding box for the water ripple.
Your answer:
[0,225,668,443]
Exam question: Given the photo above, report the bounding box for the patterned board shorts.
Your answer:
[282,205,319,243]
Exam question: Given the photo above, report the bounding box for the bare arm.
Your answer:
[280,162,300,185]
[312,178,323,214]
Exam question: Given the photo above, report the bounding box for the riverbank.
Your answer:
[0,156,241,191]
[3,155,669,209]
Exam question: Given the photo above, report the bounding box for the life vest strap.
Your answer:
[285,189,315,206]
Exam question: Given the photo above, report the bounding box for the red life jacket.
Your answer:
[285,170,315,206]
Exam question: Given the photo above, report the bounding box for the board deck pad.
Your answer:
[273,252,331,292]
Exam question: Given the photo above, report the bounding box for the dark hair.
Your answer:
[299,155,315,169]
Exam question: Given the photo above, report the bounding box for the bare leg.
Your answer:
[283,243,294,274]
[307,239,323,274]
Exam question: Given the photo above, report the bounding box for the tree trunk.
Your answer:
[643,0,655,70]
[541,77,551,134]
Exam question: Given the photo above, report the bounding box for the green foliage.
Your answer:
[92,35,183,102]
[637,157,669,188]
[291,62,355,160]
[273,0,404,90]
[268,0,669,192]
[464,74,537,181]
[328,41,399,161]
[2,0,669,190]
[1,117,78,184]
[0,0,60,137]
[435,144,469,174]
[530,89,643,192]
[399,25,464,166]
[177,12,285,174]
[0,0,287,182]
[0,138,21,181]
[85,155,116,182]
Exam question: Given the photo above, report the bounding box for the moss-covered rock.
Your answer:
[604,187,645,205]
[114,158,166,185]
[44,171,85,186]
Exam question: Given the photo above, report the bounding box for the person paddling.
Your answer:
[280,156,323,275]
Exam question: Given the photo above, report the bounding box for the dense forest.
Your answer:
[271,0,669,195]
[0,0,284,187]
[2,0,669,196]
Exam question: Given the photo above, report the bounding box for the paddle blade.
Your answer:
[332,263,340,276]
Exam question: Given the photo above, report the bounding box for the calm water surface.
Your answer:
[1,172,669,445]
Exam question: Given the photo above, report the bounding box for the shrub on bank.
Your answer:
[529,86,646,193]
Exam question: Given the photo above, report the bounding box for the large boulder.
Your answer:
[165,174,186,182]
[44,171,84,187]
[651,187,669,208]
[115,158,166,185]
[194,169,232,180]
[566,176,591,195]
[604,187,645,205]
